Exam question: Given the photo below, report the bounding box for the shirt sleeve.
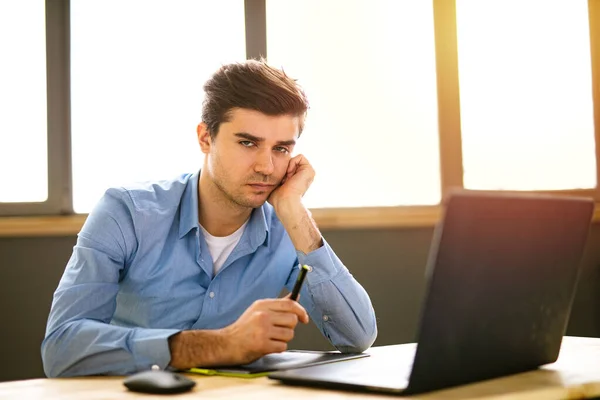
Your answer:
[41,188,180,377]
[286,239,378,353]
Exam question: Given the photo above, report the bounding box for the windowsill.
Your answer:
[0,215,89,237]
[0,204,599,237]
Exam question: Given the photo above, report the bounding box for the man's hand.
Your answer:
[267,154,323,255]
[268,154,315,212]
[169,298,309,369]
[222,298,309,365]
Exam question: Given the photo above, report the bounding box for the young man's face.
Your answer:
[199,108,300,209]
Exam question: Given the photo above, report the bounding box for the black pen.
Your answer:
[290,264,310,301]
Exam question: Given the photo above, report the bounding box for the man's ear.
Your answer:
[197,122,212,154]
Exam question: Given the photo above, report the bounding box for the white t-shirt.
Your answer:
[200,220,249,275]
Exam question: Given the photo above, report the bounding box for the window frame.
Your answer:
[1,0,72,216]
[434,0,600,201]
[1,0,599,232]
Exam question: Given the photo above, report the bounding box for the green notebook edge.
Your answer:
[187,367,271,378]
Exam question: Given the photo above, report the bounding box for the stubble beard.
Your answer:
[212,174,268,210]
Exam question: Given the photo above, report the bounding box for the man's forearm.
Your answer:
[293,240,378,353]
[168,329,232,370]
[305,271,378,353]
[275,201,323,254]
[42,320,180,377]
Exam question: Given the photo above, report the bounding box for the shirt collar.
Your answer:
[178,170,271,248]
[245,203,271,249]
[178,170,201,239]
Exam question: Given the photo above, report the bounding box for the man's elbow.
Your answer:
[43,364,65,379]
[41,342,59,378]
[338,323,378,354]
[354,312,378,352]
[41,336,71,378]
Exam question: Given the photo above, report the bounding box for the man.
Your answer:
[41,59,377,377]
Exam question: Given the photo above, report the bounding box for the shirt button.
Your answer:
[209,292,215,298]
[322,315,329,322]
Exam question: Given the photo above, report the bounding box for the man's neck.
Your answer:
[198,170,252,237]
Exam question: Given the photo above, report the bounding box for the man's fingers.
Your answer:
[267,340,288,354]
[283,293,301,301]
[263,298,305,313]
[287,154,303,174]
[269,326,295,342]
[270,312,300,328]
[256,299,309,323]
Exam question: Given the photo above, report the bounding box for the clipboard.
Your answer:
[187,350,369,378]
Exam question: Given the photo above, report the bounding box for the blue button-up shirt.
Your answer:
[41,171,377,377]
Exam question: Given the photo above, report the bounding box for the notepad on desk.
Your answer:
[187,350,369,378]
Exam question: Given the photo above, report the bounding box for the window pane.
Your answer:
[266,0,440,208]
[0,0,48,203]
[457,0,596,190]
[71,0,246,213]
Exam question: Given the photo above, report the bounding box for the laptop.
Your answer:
[269,190,594,395]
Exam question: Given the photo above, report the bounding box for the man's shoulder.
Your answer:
[105,173,195,212]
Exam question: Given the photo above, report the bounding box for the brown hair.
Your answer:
[201,59,309,139]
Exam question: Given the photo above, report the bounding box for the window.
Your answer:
[456,0,596,191]
[70,0,246,213]
[266,0,441,208]
[0,0,48,203]
[1,0,599,227]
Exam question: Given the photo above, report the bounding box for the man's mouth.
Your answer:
[247,183,276,190]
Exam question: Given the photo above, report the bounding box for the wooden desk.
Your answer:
[1,336,599,399]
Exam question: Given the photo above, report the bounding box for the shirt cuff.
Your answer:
[131,328,181,371]
[297,238,340,285]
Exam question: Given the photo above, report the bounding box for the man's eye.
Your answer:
[274,147,289,154]
[240,141,255,147]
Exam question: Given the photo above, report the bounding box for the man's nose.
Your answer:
[254,149,274,175]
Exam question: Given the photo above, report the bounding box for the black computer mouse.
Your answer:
[123,369,196,394]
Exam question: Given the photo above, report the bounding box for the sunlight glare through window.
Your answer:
[0,0,48,203]
[457,0,596,190]
[267,0,441,208]
[71,0,246,213]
